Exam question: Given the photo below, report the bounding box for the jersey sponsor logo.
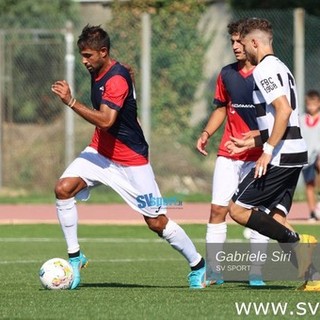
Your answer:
[260,77,277,93]
[232,104,255,109]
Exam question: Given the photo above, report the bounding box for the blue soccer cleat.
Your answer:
[249,274,266,287]
[69,251,88,290]
[188,266,206,289]
[205,271,224,286]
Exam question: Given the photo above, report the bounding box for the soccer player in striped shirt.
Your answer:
[226,18,319,291]
[197,19,268,286]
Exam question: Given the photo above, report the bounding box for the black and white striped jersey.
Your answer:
[253,54,308,167]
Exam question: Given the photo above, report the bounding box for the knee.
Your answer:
[145,215,168,236]
[54,178,75,199]
[209,204,228,223]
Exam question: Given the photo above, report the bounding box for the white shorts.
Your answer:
[60,146,167,218]
[211,156,255,206]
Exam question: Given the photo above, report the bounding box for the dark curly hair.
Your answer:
[227,18,248,35]
[77,24,111,52]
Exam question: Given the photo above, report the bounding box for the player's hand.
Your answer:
[254,153,272,178]
[230,135,255,148]
[224,135,255,155]
[51,80,72,105]
[241,130,260,140]
[224,140,248,155]
[196,132,209,156]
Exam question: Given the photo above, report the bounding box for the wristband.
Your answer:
[68,97,76,108]
[69,98,76,108]
[67,97,74,106]
[202,130,211,138]
[263,142,274,155]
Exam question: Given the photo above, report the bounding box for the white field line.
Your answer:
[0,258,184,265]
[0,237,248,265]
[0,237,247,243]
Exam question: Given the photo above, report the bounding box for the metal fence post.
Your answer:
[64,21,75,166]
[141,12,151,146]
[294,8,305,113]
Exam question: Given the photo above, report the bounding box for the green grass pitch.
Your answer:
[0,224,320,320]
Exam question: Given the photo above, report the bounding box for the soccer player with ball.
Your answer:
[51,25,205,290]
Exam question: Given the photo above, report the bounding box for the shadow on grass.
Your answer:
[81,282,186,289]
[206,281,297,290]
[236,282,297,290]
[82,281,298,290]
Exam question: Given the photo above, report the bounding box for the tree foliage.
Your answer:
[108,0,206,136]
[229,0,320,16]
[0,0,77,28]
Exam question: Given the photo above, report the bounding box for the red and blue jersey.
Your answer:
[89,61,148,166]
[214,62,262,161]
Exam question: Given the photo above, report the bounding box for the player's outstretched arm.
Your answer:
[51,80,118,129]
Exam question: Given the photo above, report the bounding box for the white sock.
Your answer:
[249,229,269,276]
[162,219,202,267]
[250,229,269,243]
[206,222,227,243]
[206,223,227,278]
[56,198,79,254]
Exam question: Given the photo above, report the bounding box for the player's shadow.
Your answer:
[81,282,186,289]
[207,281,296,290]
[236,282,296,290]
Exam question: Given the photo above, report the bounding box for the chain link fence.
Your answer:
[1,3,320,197]
[0,29,66,191]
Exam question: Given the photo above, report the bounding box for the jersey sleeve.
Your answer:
[101,75,129,111]
[213,72,228,107]
[253,61,287,105]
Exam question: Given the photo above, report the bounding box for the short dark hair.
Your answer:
[227,18,248,36]
[77,24,111,52]
[306,89,320,99]
[239,18,273,39]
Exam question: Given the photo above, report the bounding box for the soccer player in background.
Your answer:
[299,90,320,221]
[196,19,268,286]
[51,25,205,290]
[225,17,319,291]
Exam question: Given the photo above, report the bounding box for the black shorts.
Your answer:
[232,165,302,215]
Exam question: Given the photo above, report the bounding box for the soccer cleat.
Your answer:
[294,234,317,279]
[79,252,89,269]
[206,279,224,286]
[296,281,320,291]
[188,266,206,289]
[205,272,224,286]
[69,251,88,290]
[249,274,266,287]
